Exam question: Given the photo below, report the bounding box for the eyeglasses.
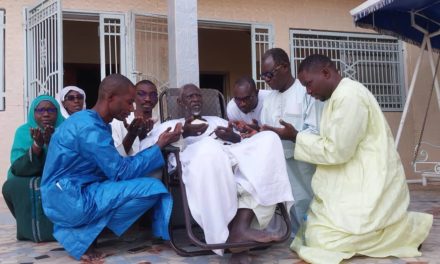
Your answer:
[34,107,57,114]
[234,94,256,104]
[65,94,84,101]
[136,90,158,100]
[260,65,282,80]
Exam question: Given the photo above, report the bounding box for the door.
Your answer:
[99,13,126,80]
[25,0,63,114]
[129,13,169,92]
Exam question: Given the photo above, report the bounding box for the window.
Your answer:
[0,9,5,110]
[290,29,405,111]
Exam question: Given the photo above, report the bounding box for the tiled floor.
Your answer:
[0,183,439,264]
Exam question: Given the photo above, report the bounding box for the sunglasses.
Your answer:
[65,94,84,101]
[35,107,57,114]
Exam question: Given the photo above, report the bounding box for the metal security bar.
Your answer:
[252,25,273,90]
[0,9,5,110]
[25,0,62,113]
[290,29,405,111]
[99,14,126,79]
[131,13,169,93]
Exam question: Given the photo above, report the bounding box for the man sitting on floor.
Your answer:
[143,83,293,263]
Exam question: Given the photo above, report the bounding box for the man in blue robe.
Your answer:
[41,74,182,261]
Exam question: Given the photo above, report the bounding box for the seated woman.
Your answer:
[2,95,64,242]
[57,86,86,118]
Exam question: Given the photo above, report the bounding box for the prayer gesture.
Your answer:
[214,122,241,143]
[139,118,155,140]
[261,119,298,142]
[124,117,146,138]
[156,123,183,149]
[232,120,260,139]
[42,125,55,145]
[182,116,209,138]
[30,127,44,148]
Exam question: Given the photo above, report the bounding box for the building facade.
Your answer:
[0,0,439,183]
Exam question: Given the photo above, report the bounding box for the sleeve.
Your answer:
[302,95,324,134]
[226,100,238,121]
[79,126,165,181]
[294,92,368,165]
[110,120,133,157]
[10,148,45,177]
[260,98,270,125]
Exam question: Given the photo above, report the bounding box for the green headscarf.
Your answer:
[10,95,64,164]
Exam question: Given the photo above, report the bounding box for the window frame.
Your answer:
[290,29,406,111]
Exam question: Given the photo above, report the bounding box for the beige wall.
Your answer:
[199,28,252,99]
[1,0,439,184]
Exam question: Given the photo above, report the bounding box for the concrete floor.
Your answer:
[0,183,439,264]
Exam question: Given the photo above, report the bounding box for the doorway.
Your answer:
[63,18,100,108]
[198,26,252,100]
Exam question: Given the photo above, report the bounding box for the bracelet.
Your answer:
[33,141,42,149]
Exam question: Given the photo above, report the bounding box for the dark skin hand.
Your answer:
[156,123,183,149]
[214,122,241,143]
[122,117,147,154]
[124,117,146,137]
[231,119,260,133]
[30,128,44,156]
[261,119,298,142]
[42,125,54,145]
[182,116,209,138]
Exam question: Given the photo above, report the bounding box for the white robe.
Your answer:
[110,112,159,156]
[143,116,294,254]
[291,78,433,264]
[227,89,271,124]
[260,78,324,233]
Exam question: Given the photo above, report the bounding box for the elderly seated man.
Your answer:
[144,84,293,262]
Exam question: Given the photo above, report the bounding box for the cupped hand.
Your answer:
[261,119,298,141]
[214,123,241,143]
[182,116,209,137]
[156,123,183,149]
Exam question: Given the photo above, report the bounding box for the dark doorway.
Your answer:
[199,73,227,95]
[63,19,101,108]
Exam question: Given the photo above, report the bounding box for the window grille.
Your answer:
[100,14,126,79]
[131,14,169,93]
[252,25,273,90]
[290,29,405,111]
[25,0,62,114]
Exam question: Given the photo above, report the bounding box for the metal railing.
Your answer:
[290,29,405,111]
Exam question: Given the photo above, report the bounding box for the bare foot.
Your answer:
[80,246,108,263]
[228,227,284,244]
[229,250,252,264]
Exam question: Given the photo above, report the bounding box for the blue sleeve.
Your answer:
[78,126,164,181]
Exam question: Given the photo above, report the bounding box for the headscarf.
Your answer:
[57,86,87,118]
[10,95,64,164]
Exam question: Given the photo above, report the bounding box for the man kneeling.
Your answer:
[145,84,294,262]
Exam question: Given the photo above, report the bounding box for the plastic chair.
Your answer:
[159,88,291,256]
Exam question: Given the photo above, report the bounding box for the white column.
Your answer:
[168,0,199,88]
